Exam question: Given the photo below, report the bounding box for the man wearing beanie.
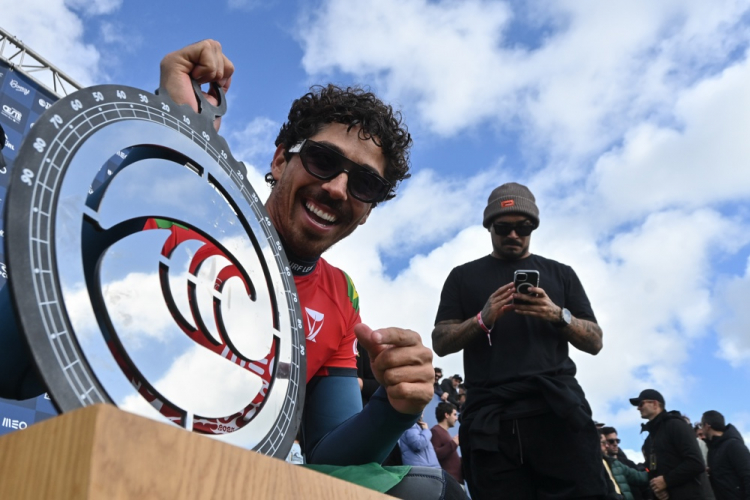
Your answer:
[432,182,606,499]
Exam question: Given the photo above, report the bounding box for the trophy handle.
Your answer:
[154,79,227,125]
[190,79,227,121]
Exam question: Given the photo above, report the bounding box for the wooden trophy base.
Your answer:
[0,404,391,499]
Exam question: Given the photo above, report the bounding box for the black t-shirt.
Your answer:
[435,254,596,416]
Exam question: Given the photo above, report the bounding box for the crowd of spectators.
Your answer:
[395,377,750,500]
[596,390,749,500]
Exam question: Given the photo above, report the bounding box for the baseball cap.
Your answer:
[629,389,665,407]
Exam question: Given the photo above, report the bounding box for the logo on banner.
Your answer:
[4,136,15,151]
[38,98,52,110]
[10,79,30,96]
[1,417,28,430]
[1,105,22,124]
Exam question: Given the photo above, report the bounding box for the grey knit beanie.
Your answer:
[482,182,540,228]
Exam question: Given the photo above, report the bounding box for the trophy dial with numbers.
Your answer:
[4,83,305,457]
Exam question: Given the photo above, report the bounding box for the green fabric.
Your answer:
[304,463,412,493]
[153,218,188,230]
[610,458,649,500]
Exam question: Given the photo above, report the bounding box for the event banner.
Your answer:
[0,58,60,436]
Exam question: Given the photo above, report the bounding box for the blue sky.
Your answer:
[3,0,750,455]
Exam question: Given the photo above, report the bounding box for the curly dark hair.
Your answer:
[266,84,412,202]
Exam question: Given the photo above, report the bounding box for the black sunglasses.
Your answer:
[288,139,392,203]
[492,222,535,237]
[606,438,621,444]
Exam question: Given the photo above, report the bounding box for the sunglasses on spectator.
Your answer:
[288,139,392,203]
[492,222,535,237]
[606,438,621,444]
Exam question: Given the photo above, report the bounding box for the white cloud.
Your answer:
[298,0,514,136]
[299,0,750,163]
[227,116,279,165]
[591,54,750,224]
[358,167,502,256]
[0,0,118,87]
[142,344,262,417]
[98,21,143,54]
[561,209,744,412]
[65,0,121,16]
[714,257,750,366]
[225,117,279,203]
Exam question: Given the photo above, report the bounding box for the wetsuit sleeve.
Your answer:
[662,420,706,488]
[303,376,419,465]
[0,285,45,400]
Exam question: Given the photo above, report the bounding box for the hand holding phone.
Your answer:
[513,270,540,305]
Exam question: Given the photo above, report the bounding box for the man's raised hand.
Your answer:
[480,281,515,327]
[159,40,234,130]
[355,324,434,415]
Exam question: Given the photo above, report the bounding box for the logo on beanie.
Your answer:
[501,200,515,207]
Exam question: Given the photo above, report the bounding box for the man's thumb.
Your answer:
[354,323,386,359]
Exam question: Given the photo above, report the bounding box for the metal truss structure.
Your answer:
[0,25,82,98]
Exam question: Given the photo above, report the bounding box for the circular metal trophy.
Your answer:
[4,82,305,457]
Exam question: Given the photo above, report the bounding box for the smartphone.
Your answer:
[513,270,540,305]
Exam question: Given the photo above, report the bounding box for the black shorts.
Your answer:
[460,412,608,500]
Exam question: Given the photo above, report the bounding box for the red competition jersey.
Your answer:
[294,258,361,382]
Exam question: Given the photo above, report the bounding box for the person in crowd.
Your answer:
[400,414,441,468]
[456,393,466,413]
[432,182,606,499]
[632,389,707,499]
[458,383,466,395]
[692,421,710,464]
[701,410,750,500]
[601,431,649,500]
[601,434,623,500]
[603,426,640,468]
[440,374,462,407]
[431,402,463,485]
[434,367,448,401]
[602,426,647,499]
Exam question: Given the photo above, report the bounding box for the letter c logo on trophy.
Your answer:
[5,82,305,457]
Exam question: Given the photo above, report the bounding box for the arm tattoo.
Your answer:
[431,318,484,357]
[563,317,603,355]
